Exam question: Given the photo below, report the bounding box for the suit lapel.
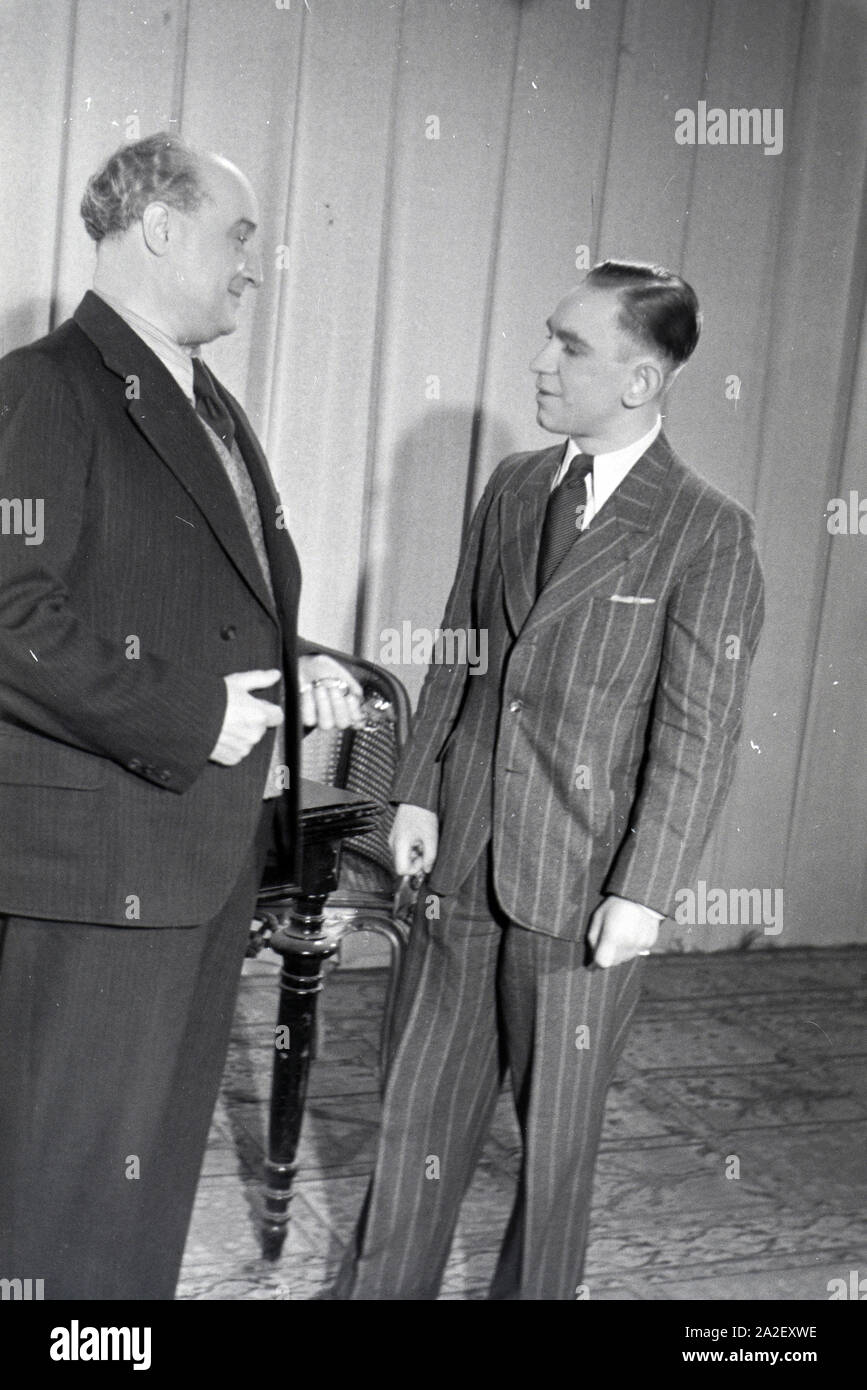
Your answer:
[511,433,674,636]
[498,445,564,634]
[74,293,279,623]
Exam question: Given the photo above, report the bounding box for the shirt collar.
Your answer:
[561,415,662,474]
[93,290,197,403]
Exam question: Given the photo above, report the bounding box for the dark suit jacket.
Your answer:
[0,291,311,926]
[391,432,765,938]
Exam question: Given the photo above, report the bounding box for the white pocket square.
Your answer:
[609,594,656,605]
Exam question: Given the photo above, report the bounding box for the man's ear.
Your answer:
[623,358,666,408]
[141,201,171,256]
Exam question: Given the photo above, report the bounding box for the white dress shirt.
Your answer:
[550,415,662,527]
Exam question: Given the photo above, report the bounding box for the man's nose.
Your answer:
[244,248,264,288]
[530,340,556,373]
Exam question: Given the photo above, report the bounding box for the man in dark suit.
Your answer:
[0,132,361,1300]
[335,261,765,1300]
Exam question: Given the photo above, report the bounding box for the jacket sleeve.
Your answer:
[0,353,226,792]
[604,505,765,915]
[390,464,506,812]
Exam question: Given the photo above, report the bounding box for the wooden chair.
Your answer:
[250,647,414,1075]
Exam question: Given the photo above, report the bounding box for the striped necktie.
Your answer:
[536,452,594,592]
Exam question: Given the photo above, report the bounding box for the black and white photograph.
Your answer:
[0,0,865,1357]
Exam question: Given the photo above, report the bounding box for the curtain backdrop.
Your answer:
[2,0,866,948]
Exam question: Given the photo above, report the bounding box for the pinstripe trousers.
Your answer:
[333,844,644,1300]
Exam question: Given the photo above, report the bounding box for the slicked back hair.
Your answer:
[586,259,701,369]
[80,131,209,243]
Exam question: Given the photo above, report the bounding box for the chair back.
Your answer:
[301,650,412,874]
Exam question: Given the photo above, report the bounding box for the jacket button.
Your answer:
[220,625,237,640]
[128,757,142,771]
[157,770,171,783]
[509,699,523,713]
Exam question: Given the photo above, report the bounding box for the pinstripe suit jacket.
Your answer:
[391,433,765,938]
[0,292,310,927]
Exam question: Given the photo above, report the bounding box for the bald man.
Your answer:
[0,132,360,1299]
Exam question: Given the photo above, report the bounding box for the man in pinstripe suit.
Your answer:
[334,261,765,1300]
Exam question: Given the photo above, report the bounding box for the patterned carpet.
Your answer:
[177,945,867,1301]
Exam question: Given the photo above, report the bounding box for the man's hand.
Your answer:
[299,654,364,731]
[390,802,439,878]
[209,669,284,766]
[587,894,660,968]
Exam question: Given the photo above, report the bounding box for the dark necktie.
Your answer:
[536,451,594,591]
[193,357,235,451]
[191,357,285,798]
[191,357,273,599]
